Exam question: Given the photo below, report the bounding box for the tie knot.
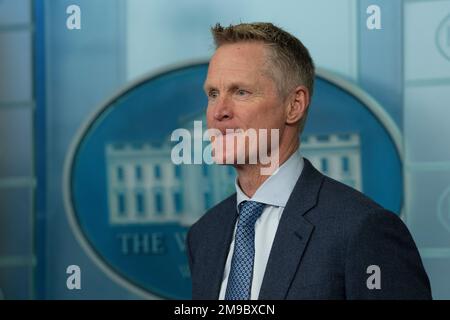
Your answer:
[238,201,266,226]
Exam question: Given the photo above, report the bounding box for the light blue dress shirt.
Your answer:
[219,148,304,300]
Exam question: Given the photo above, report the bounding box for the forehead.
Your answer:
[205,42,270,84]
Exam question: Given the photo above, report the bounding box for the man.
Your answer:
[186,22,431,299]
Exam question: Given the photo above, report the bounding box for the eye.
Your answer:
[236,89,250,97]
[208,89,219,99]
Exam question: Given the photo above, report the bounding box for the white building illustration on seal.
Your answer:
[301,133,362,190]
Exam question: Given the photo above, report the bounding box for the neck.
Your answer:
[235,136,299,198]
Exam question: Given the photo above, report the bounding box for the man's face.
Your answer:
[204,42,286,165]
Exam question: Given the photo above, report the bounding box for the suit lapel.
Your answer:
[200,195,238,299]
[258,158,324,299]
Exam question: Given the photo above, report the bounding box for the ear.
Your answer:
[285,85,309,125]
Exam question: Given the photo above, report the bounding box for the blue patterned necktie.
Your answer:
[225,200,266,300]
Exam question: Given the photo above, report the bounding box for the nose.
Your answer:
[213,95,232,121]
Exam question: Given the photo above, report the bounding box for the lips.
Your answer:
[217,128,242,135]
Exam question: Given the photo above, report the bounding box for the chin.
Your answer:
[212,148,238,165]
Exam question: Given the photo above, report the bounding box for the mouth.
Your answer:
[217,128,243,136]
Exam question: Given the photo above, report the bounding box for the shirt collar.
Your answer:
[235,148,304,210]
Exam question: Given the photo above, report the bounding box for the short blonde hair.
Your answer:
[211,22,315,132]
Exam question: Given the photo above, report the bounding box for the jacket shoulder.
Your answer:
[317,175,386,218]
[188,192,236,236]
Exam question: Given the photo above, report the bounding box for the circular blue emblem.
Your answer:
[64,62,403,299]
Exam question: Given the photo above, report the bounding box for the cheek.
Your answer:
[206,106,214,127]
[251,103,284,129]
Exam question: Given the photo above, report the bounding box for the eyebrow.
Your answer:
[203,81,253,93]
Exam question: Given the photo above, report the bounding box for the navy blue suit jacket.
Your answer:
[186,158,432,299]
